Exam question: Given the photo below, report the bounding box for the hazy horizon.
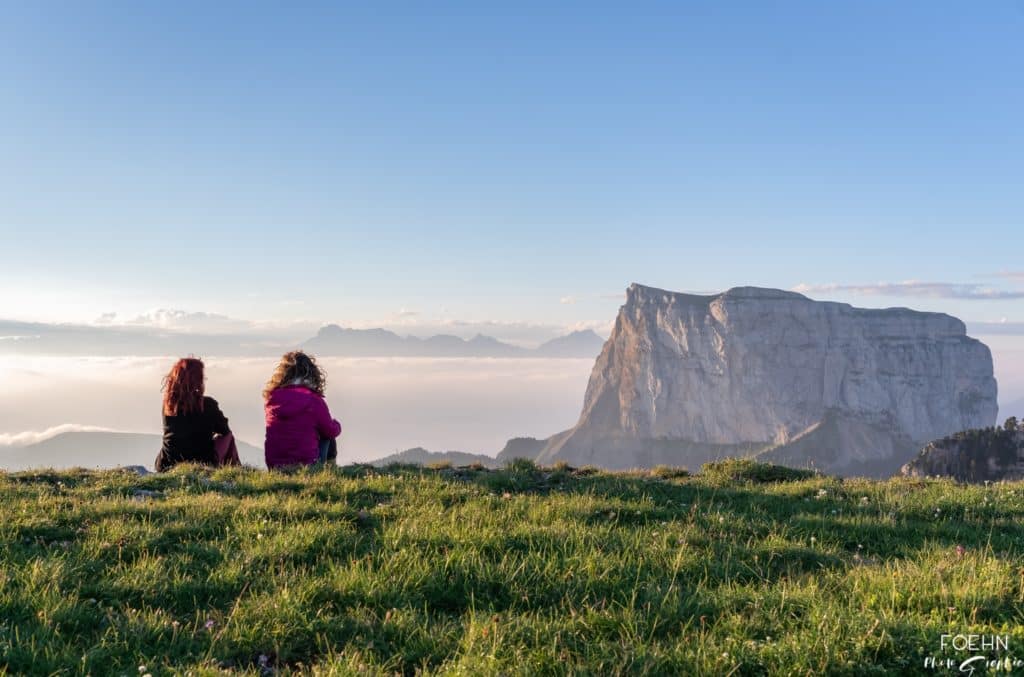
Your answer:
[0,316,1021,469]
[0,355,596,465]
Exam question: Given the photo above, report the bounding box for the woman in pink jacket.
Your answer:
[263,351,342,468]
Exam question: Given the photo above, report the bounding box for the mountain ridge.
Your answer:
[304,326,605,358]
[369,447,500,468]
[0,320,606,359]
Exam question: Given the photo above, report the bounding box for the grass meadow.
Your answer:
[2,459,1023,675]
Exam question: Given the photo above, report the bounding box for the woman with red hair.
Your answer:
[155,357,235,471]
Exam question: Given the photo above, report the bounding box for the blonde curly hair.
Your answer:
[263,351,327,400]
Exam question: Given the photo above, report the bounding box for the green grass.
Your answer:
[2,460,1024,675]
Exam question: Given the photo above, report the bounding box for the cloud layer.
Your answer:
[969,322,1024,336]
[793,281,1024,301]
[994,271,1024,282]
[0,357,596,462]
[0,424,117,447]
[98,309,263,334]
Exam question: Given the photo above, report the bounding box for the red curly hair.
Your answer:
[162,357,206,416]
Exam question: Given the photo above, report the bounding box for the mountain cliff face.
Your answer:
[536,284,998,476]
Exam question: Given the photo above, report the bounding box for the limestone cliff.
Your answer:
[536,284,998,476]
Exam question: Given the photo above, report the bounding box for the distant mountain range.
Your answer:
[370,447,500,468]
[304,327,605,358]
[0,431,265,472]
[368,438,547,468]
[0,319,606,359]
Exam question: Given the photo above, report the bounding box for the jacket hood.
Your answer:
[266,385,320,418]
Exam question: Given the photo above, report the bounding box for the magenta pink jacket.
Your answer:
[264,385,342,468]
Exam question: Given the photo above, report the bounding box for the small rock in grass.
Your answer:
[130,489,163,501]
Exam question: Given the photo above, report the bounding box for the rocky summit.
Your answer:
[535,283,998,477]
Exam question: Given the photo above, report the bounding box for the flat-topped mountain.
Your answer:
[535,283,998,476]
[304,326,604,358]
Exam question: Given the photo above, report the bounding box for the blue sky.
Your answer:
[1,1,1022,334]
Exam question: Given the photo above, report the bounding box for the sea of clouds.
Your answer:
[0,356,595,462]
[1,336,1020,466]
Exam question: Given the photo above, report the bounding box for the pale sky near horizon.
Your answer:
[1,2,1023,335]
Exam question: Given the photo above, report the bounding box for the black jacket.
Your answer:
[155,396,230,471]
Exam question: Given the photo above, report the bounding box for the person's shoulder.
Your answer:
[203,395,221,408]
[287,385,323,397]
